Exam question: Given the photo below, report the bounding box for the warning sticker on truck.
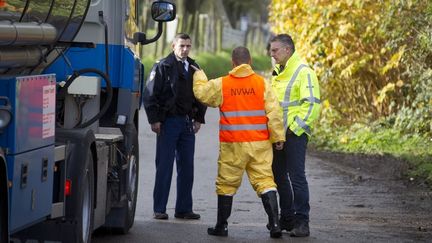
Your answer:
[42,84,56,138]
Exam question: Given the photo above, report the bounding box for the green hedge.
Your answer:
[142,51,272,81]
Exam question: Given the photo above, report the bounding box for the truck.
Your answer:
[0,0,176,242]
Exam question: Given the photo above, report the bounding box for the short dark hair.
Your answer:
[232,46,251,65]
[173,33,191,43]
[270,34,295,52]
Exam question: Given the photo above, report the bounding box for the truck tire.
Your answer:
[124,139,138,232]
[0,161,8,243]
[105,124,138,234]
[124,124,139,233]
[119,123,139,234]
[68,150,95,243]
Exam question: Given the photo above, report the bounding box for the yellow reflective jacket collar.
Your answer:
[275,51,303,75]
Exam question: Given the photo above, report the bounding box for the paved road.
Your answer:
[93,108,432,243]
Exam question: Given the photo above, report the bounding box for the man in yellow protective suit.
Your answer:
[191,46,285,238]
[269,34,321,237]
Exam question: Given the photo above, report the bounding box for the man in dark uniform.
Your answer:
[143,33,206,220]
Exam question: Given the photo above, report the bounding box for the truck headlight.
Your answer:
[0,96,12,131]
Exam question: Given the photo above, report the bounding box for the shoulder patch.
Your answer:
[149,70,156,81]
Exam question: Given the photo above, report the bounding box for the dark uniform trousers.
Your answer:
[153,115,195,214]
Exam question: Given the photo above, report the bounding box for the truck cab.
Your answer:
[0,1,176,242]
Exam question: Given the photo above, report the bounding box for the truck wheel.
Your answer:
[118,124,139,234]
[124,145,138,231]
[70,151,95,243]
[105,124,138,234]
[0,165,8,243]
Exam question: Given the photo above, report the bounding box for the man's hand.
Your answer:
[274,141,284,150]
[151,122,161,135]
[193,121,201,133]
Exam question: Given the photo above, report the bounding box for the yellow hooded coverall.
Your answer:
[193,64,285,196]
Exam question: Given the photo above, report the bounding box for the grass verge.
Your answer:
[312,122,432,186]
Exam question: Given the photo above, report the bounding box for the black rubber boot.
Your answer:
[208,195,233,237]
[261,191,282,238]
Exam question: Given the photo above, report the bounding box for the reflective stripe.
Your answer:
[295,116,311,134]
[301,74,315,133]
[300,97,321,104]
[282,64,308,128]
[279,100,299,108]
[293,74,317,135]
[220,110,266,118]
[220,124,268,131]
[281,97,320,109]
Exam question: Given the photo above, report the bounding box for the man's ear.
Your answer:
[287,47,293,57]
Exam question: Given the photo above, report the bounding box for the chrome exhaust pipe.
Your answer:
[0,21,57,46]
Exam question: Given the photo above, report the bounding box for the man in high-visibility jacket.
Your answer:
[192,47,285,238]
[269,34,321,237]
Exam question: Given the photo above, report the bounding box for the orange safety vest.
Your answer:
[219,73,269,142]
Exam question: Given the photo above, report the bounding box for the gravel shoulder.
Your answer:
[307,149,432,242]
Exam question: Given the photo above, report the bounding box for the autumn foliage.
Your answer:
[269,0,432,135]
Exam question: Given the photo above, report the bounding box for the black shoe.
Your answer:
[290,220,310,237]
[153,212,168,220]
[280,217,295,232]
[207,225,228,237]
[174,212,201,219]
[266,217,295,232]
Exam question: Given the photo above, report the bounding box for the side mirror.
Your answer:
[133,32,146,45]
[151,1,176,22]
[134,1,176,45]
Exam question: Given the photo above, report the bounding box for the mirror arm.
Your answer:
[141,22,163,45]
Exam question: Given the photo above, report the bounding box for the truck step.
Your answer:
[95,127,123,142]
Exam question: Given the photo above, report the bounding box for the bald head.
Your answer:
[232,46,251,66]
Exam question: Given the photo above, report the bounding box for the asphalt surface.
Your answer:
[92,108,432,243]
